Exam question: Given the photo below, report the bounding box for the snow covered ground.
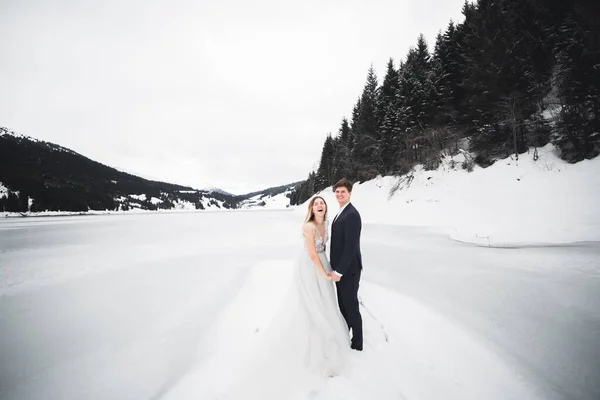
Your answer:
[1,208,599,400]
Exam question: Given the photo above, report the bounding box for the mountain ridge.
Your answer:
[0,127,303,213]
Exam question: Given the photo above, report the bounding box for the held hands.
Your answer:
[328,272,341,282]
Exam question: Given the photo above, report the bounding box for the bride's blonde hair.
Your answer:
[304,196,328,223]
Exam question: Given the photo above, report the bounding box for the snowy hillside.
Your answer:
[0,187,230,217]
[203,187,234,197]
[0,126,77,156]
[304,144,600,246]
[238,187,295,210]
[0,128,239,215]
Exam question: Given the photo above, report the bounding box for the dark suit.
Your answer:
[330,203,363,350]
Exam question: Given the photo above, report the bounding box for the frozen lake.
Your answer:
[1,210,599,399]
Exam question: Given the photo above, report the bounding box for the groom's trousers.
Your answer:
[336,269,363,350]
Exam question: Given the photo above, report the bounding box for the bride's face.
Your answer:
[312,198,327,218]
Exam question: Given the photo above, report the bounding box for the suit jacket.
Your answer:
[330,203,362,275]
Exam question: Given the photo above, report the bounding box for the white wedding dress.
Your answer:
[292,222,351,375]
[227,222,351,398]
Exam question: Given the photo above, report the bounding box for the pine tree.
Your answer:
[18,191,29,212]
[399,35,436,131]
[348,97,362,156]
[352,66,382,180]
[5,192,19,212]
[432,22,465,127]
[413,34,436,128]
[460,0,502,139]
[332,118,352,181]
[378,59,401,173]
[553,3,600,161]
[377,59,400,129]
[306,172,316,198]
[396,34,436,163]
[453,1,478,127]
[314,135,335,192]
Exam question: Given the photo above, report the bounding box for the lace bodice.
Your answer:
[304,222,329,253]
[315,226,328,253]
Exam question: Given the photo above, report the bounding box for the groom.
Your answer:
[328,178,363,351]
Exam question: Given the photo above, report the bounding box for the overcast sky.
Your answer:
[1,0,466,194]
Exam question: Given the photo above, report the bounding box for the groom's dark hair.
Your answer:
[333,178,353,192]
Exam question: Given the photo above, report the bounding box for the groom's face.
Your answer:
[335,187,351,206]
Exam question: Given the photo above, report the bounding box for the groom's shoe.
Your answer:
[351,343,363,351]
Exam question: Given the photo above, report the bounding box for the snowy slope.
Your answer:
[238,189,294,210]
[304,144,600,246]
[0,126,77,156]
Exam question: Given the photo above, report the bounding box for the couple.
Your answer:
[295,178,363,375]
[227,179,363,396]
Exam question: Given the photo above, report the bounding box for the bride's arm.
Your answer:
[303,223,330,278]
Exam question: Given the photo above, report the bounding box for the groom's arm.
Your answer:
[334,212,361,276]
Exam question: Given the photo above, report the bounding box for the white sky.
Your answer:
[0,0,466,194]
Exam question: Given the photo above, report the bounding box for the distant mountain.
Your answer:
[203,187,234,197]
[235,181,304,209]
[0,127,305,213]
[0,127,304,213]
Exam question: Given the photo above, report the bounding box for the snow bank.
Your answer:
[304,145,600,246]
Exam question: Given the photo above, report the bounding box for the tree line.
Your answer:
[290,0,599,205]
